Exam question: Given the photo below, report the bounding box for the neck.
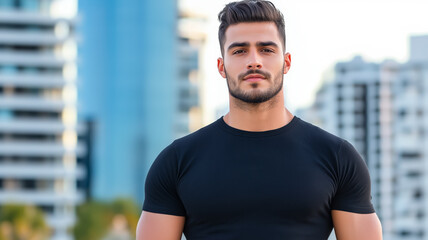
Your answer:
[224,89,294,131]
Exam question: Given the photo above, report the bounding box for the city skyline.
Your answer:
[298,35,428,240]
[180,0,428,119]
[1,0,427,239]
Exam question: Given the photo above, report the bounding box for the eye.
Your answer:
[232,49,245,55]
[261,48,274,53]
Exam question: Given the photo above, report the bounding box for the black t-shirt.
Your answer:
[143,116,375,240]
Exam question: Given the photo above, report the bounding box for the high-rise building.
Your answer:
[78,0,202,203]
[176,35,202,138]
[177,4,206,136]
[298,35,428,240]
[0,1,84,240]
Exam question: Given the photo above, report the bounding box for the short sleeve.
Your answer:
[142,142,186,216]
[331,140,375,213]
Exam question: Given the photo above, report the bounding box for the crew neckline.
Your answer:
[216,115,300,138]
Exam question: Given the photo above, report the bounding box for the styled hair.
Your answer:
[218,0,286,55]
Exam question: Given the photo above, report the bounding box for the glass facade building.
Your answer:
[78,0,198,203]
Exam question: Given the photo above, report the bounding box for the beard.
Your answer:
[225,67,284,104]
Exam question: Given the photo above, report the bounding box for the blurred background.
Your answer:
[0,0,427,239]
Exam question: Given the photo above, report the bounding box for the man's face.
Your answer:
[217,22,291,104]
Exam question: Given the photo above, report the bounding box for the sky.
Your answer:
[180,0,428,121]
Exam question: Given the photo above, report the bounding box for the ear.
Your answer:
[283,52,291,74]
[217,57,227,78]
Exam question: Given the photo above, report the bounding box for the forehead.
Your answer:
[224,22,282,49]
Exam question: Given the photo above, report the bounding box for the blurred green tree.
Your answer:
[73,198,140,240]
[0,204,50,240]
[109,198,140,237]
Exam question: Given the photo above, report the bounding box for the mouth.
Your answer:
[243,74,266,82]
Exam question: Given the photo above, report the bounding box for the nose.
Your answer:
[246,52,262,70]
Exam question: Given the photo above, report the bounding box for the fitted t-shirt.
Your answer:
[143,116,375,240]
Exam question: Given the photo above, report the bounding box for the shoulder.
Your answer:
[146,121,220,188]
[173,118,221,150]
[294,117,345,155]
[295,118,366,168]
[296,119,368,175]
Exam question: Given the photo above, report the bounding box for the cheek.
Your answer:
[267,57,284,67]
[224,61,242,75]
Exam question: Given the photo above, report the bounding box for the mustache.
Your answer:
[238,69,271,80]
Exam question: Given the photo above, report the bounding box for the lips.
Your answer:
[243,74,266,82]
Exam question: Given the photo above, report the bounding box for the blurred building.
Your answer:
[177,4,206,136]
[78,0,203,203]
[0,1,85,240]
[298,35,428,240]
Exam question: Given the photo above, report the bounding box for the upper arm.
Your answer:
[332,140,374,213]
[143,142,186,215]
[332,210,382,240]
[136,211,185,240]
[139,143,186,239]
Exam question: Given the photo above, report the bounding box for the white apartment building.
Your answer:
[0,1,85,240]
[298,36,428,240]
[176,8,207,136]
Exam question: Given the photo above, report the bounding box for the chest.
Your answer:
[177,145,337,224]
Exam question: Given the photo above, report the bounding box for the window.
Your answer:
[414,189,423,199]
[399,230,411,236]
[0,0,14,8]
[407,171,421,178]
[22,179,36,190]
[0,110,13,120]
[401,152,421,159]
[19,0,40,11]
[398,109,407,118]
[39,205,54,214]
[0,65,18,75]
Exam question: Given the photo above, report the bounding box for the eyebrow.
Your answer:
[227,41,279,51]
[256,41,279,48]
[227,42,250,51]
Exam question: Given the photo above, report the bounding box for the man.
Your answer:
[137,0,382,239]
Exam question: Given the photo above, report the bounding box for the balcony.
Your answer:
[0,119,85,134]
[0,163,85,179]
[0,141,85,157]
[0,50,68,67]
[0,74,67,88]
[0,29,73,46]
[0,10,76,26]
[0,190,84,205]
[0,96,68,111]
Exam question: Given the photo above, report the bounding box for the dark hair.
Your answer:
[218,0,286,55]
